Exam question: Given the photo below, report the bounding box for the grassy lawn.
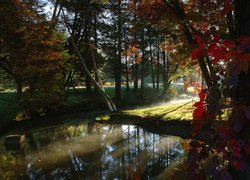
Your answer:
[0,92,19,127]
[64,85,161,107]
[0,86,194,131]
[121,100,194,121]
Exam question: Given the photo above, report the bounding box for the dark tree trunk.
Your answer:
[156,39,160,92]
[93,9,99,93]
[140,50,145,98]
[115,0,122,101]
[227,1,250,178]
[115,58,122,101]
[125,52,130,91]
[235,0,250,36]
[162,50,166,92]
[133,15,138,92]
[197,57,213,88]
[15,78,23,103]
[85,75,92,94]
[17,82,22,98]
[124,28,130,91]
[161,50,168,97]
[134,63,138,91]
[149,40,155,89]
[83,17,92,95]
[64,69,75,101]
[140,30,145,98]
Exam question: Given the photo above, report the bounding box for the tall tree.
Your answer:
[0,0,68,112]
[114,0,123,101]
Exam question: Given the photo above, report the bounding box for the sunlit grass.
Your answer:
[122,101,194,121]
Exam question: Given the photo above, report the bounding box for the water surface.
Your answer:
[0,121,184,179]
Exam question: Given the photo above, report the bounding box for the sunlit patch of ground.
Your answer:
[121,99,195,121]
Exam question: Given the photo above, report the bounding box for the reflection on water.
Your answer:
[0,122,184,179]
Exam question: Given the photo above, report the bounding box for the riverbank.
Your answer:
[95,100,193,138]
[0,86,194,135]
[1,100,194,139]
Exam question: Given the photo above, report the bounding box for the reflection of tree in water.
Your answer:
[0,150,27,179]
[0,122,184,179]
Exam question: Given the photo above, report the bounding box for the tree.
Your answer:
[129,0,250,178]
[0,0,68,113]
[60,0,117,111]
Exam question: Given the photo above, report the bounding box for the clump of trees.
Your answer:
[59,0,186,103]
[0,0,68,113]
[128,0,250,179]
[0,0,190,115]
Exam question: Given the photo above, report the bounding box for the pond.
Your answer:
[0,121,185,179]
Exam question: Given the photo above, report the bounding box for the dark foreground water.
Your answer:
[0,121,184,179]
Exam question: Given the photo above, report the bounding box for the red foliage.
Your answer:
[220,1,233,17]
[238,36,250,49]
[232,160,242,170]
[192,91,207,134]
[191,36,205,60]
[230,139,242,159]
[222,40,236,49]
[191,47,204,60]
[217,126,232,139]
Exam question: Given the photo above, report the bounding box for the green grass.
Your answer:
[0,85,192,130]
[122,101,194,121]
[64,89,92,107]
[65,86,161,107]
[0,92,19,125]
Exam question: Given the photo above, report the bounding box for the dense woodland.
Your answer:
[0,0,197,113]
[0,0,250,179]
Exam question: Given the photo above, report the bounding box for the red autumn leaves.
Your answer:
[191,36,205,60]
[192,90,207,134]
[192,35,250,74]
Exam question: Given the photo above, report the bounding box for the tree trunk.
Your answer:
[125,51,130,91]
[161,50,168,97]
[51,0,59,21]
[83,17,92,95]
[124,28,130,91]
[16,78,23,103]
[85,75,92,94]
[134,63,138,91]
[93,9,99,93]
[197,57,213,88]
[140,30,145,98]
[235,0,250,36]
[64,69,75,101]
[149,39,155,89]
[62,11,117,111]
[156,39,160,92]
[140,50,145,98]
[133,15,138,92]
[115,0,122,101]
